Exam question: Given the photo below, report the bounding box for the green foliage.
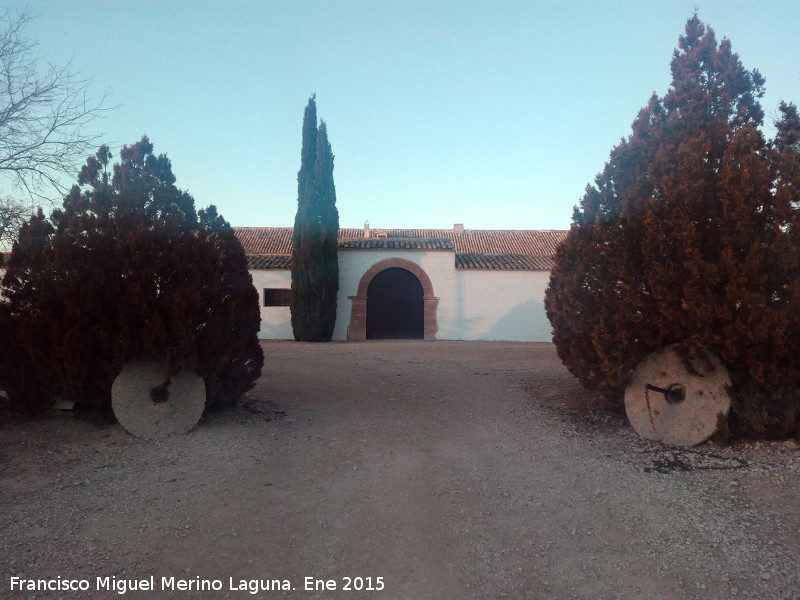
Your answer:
[290,95,340,342]
[545,16,800,437]
[0,137,263,413]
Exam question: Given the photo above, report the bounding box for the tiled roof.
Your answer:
[452,230,565,255]
[339,238,454,251]
[343,229,565,255]
[234,227,567,272]
[234,227,294,255]
[246,254,292,270]
[235,227,566,255]
[455,253,555,271]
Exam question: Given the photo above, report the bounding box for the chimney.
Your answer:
[453,223,464,234]
[364,221,370,238]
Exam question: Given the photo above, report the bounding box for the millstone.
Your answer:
[624,344,731,447]
[112,360,206,439]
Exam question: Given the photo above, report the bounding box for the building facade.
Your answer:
[235,224,567,342]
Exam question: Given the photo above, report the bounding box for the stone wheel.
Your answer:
[624,344,731,447]
[112,360,206,439]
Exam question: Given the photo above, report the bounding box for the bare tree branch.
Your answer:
[0,7,110,249]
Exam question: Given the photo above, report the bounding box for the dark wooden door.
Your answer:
[366,268,424,339]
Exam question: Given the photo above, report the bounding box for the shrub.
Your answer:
[545,16,800,437]
[0,137,263,413]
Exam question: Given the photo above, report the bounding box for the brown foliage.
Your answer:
[0,138,263,413]
[545,16,800,437]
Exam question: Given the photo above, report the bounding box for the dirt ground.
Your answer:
[1,341,799,600]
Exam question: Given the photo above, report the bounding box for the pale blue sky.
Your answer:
[10,0,800,231]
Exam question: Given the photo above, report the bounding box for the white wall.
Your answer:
[333,249,454,340]
[250,269,293,339]
[332,249,552,342]
[252,251,553,342]
[437,269,552,341]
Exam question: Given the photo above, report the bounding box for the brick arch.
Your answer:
[347,258,439,341]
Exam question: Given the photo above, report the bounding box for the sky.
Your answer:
[7,0,800,231]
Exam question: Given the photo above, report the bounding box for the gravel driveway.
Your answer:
[1,341,799,599]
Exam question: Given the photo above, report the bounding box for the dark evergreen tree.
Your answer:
[0,136,263,413]
[545,15,800,437]
[196,204,264,409]
[290,95,340,341]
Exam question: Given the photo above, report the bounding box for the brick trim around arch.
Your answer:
[347,258,439,341]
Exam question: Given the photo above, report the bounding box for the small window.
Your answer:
[263,288,291,307]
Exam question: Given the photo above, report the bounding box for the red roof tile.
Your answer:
[234,227,294,255]
[235,227,565,254]
[453,230,566,255]
[455,253,554,271]
[246,255,292,270]
[234,227,567,271]
[339,238,454,251]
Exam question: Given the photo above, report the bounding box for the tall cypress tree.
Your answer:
[545,15,800,436]
[291,95,340,342]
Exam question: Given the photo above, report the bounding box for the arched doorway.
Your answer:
[347,258,439,341]
[366,268,423,339]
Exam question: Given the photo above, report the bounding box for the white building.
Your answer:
[235,224,567,342]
